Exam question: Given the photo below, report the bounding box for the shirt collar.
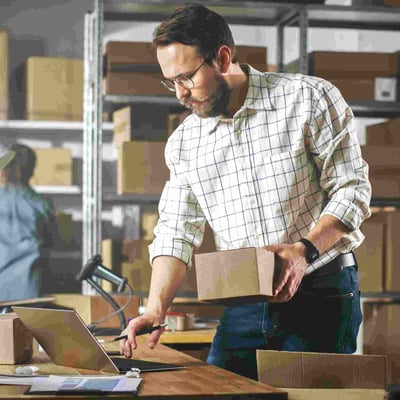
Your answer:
[201,64,275,135]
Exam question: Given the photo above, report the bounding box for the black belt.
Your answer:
[309,252,357,279]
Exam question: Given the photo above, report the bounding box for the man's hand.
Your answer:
[119,314,165,358]
[263,242,308,303]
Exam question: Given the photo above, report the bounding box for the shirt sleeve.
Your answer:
[148,136,207,268]
[307,79,372,232]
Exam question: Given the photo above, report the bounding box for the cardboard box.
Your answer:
[113,106,134,147]
[52,294,139,328]
[30,148,72,186]
[354,212,385,293]
[368,172,400,198]
[363,303,400,383]
[0,30,8,120]
[141,209,158,241]
[195,247,276,305]
[104,41,157,67]
[366,118,400,146]
[167,110,191,136]
[385,211,400,291]
[102,222,217,296]
[0,313,33,364]
[236,45,267,72]
[304,51,399,79]
[117,141,169,195]
[361,145,400,170]
[283,388,386,400]
[257,350,387,389]
[26,57,83,121]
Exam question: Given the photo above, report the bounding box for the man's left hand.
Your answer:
[263,242,308,303]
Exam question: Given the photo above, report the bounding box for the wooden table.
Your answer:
[0,337,287,399]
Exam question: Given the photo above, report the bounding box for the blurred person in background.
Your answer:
[0,143,58,301]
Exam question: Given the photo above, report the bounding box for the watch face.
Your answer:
[307,249,319,263]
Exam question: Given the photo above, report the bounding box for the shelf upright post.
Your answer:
[298,6,309,75]
[83,0,104,294]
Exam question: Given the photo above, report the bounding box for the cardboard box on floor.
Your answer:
[52,294,139,328]
[26,57,83,121]
[30,148,72,186]
[117,141,169,195]
[0,30,8,120]
[0,313,33,364]
[195,247,276,305]
[257,350,387,389]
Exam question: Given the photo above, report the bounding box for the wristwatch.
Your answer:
[298,238,319,264]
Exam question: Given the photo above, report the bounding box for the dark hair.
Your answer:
[9,143,36,184]
[152,3,237,64]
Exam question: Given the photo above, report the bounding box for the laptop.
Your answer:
[12,306,184,374]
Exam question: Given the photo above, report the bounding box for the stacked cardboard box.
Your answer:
[25,57,83,121]
[104,41,268,96]
[101,222,216,296]
[116,141,169,195]
[30,148,72,186]
[363,302,400,383]
[0,30,8,120]
[286,51,400,101]
[103,41,172,96]
[355,209,400,293]
[362,118,400,198]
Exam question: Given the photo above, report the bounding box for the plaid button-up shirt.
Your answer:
[149,65,371,274]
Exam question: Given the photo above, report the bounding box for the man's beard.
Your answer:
[181,77,230,118]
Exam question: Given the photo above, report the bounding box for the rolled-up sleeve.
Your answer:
[308,80,372,231]
[148,136,207,268]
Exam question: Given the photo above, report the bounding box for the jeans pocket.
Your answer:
[293,287,354,352]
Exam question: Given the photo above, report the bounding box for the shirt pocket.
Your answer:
[259,146,311,205]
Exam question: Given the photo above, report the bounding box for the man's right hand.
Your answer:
[119,314,165,358]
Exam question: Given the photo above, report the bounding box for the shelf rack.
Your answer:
[84,0,400,270]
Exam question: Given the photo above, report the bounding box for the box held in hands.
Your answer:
[194,247,277,305]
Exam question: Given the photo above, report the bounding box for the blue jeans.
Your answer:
[206,264,362,380]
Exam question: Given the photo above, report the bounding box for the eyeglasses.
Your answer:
[161,60,206,92]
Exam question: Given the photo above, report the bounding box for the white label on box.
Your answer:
[375,77,397,102]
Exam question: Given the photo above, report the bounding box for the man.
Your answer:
[0,143,58,301]
[120,3,371,379]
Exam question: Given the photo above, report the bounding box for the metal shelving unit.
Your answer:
[84,0,400,276]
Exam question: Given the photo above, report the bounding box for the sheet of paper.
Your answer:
[28,375,142,394]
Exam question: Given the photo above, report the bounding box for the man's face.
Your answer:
[157,43,230,118]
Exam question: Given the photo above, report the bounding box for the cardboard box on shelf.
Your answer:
[0,30,8,120]
[26,57,83,121]
[384,210,400,291]
[236,45,267,72]
[0,313,33,364]
[104,41,157,67]
[195,247,276,305]
[368,172,400,198]
[102,222,217,297]
[366,118,400,146]
[141,209,158,241]
[292,51,399,79]
[257,350,387,389]
[30,148,72,186]
[167,110,191,136]
[52,294,139,328]
[117,141,169,195]
[361,145,400,169]
[354,212,385,293]
[363,302,400,383]
[113,106,134,147]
